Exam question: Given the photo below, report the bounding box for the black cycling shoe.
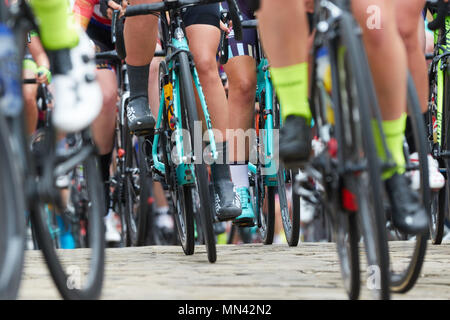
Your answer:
[213,179,242,221]
[279,115,312,166]
[385,173,428,235]
[126,96,156,135]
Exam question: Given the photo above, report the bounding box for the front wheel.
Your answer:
[31,133,105,299]
[178,52,216,263]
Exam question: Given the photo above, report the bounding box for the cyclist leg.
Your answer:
[30,0,102,133]
[123,0,159,133]
[257,0,312,164]
[396,0,445,190]
[22,58,39,135]
[221,1,258,225]
[224,56,257,225]
[352,0,428,234]
[184,5,241,220]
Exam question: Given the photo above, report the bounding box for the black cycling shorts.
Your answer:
[86,20,115,70]
[181,3,221,29]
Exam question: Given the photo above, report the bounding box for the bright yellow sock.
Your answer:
[372,113,407,180]
[270,62,311,122]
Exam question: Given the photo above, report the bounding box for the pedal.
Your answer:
[233,219,256,228]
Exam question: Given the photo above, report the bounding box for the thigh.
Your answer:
[352,0,397,31]
[185,24,221,69]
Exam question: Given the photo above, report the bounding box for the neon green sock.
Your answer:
[372,113,407,180]
[29,0,79,50]
[270,62,311,122]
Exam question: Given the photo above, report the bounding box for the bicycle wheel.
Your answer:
[428,58,450,244]
[30,131,105,299]
[178,51,216,263]
[0,115,25,300]
[136,135,153,246]
[158,60,195,255]
[311,37,360,300]
[388,75,429,294]
[338,13,390,299]
[272,96,300,246]
[252,111,275,244]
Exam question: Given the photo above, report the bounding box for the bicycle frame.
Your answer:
[429,13,450,157]
[152,14,218,186]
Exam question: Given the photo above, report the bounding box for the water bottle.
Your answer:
[0,24,22,117]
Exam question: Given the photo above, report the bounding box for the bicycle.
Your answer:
[425,0,450,244]
[304,0,430,299]
[219,16,301,246]
[0,0,106,299]
[123,0,243,263]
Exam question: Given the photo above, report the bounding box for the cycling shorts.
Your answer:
[221,1,257,59]
[181,3,221,29]
[86,20,115,70]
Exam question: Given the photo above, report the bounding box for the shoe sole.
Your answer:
[233,217,255,228]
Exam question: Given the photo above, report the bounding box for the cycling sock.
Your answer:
[99,151,112,183]
[211,141,232,182]
[127,64,150,100]
[372,113,407,180]
[270,62,311,122]
[230,164,249,188]
[29,0,79,50]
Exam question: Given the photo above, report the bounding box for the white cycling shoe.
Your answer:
[52,30,102,133]
[408,152,445,191]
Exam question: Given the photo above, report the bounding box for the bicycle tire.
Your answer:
[30,147,105,299]
[272,95,300,246]
[136,136,152,246]
[0,114,25,300]
[260,186,276,244]
[159,61,195,255]
[178,51,216,263]
[339,12,390,300]
[311,32,360,300]
[389,75,429,293]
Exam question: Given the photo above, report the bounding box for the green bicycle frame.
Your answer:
[433,15,450,147]
[152,28,218,186]
[248,57,279,186]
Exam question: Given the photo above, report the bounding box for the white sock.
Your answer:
[230,164,249,189]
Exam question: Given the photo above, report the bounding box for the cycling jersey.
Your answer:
[73,0,114,69]
[73,0,111,30]
[220,1,257,59]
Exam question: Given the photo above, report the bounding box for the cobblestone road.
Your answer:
[18,242,450,300]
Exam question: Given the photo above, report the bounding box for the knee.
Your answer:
[398,22,421,53]
[230,75,256,104]
[194,55,219,83]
